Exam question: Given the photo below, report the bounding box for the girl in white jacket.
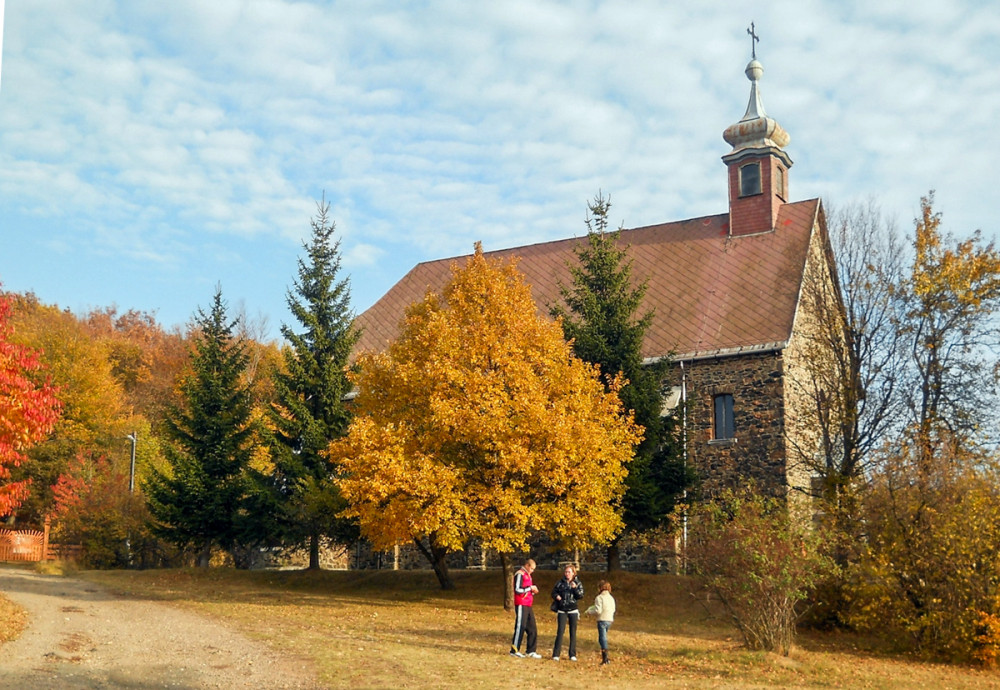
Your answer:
[585,580,616,665]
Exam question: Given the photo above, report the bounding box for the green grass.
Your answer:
[73,568,1000,689]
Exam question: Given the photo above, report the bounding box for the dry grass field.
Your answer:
[62,566,1000,689]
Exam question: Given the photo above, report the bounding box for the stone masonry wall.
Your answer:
[781,217,841,519]
[677,350,789,496]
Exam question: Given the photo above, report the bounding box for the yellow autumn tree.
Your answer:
[328,243,641,592]
[841,194,1000,661]
[844,435,1000,662]
[7,295,132,524]
[905,192,1000,462]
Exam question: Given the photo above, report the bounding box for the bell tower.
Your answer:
[722,28,792,237]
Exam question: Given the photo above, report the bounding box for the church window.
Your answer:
[776,165,786,200]
[739,162,761,197]
[713,393,735,440]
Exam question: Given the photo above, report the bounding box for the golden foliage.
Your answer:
[906,193,1000,449]
[328,244,641,554]
[912,194,1000,312]
[81,306,189,428]
[9,298,128,448]
[247,404,277,475]
[845,435,1000,661]
[973,610,1000,668]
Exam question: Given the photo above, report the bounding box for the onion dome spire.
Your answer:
[721,24,793,237]
[723,55,790,154]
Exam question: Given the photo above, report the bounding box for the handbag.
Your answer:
[550,600,560,612]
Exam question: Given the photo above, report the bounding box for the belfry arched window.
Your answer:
[739,162,761,197]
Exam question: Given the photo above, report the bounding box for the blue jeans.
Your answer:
[597,620,612,650]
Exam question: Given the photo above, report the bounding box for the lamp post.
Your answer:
[125,431,138,566]
[126,432,137,493]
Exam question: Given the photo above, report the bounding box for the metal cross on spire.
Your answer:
[747,22,759,60]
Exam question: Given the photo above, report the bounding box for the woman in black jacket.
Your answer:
[550,563,584,661]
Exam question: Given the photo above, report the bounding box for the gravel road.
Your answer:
[0,567,322,689]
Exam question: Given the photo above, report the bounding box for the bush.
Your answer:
[51,452,162,568]
[684,487,834,655]
[973,611,1000,668]
[844,440,1000,662]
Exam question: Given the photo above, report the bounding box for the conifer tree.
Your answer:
[550,193,689,570]
[146,288,258,567]
[270,199,360,569]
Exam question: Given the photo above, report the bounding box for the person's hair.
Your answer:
[599,580,612,593]
[524,558,536,569]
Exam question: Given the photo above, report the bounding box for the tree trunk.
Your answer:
[308,530,321,570]
[607,539,622,572]
[197,542,212,568]
[414,536,455,590]
[500,552,514,611]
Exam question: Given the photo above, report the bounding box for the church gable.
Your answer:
[782,204,843,504]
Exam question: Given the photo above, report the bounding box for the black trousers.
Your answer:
[511,604,537,653]
[552,611,578,659]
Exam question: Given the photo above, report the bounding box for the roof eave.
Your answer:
[644,340,789,365]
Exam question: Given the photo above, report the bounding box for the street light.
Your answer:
[126,432,137,493]
[125,431,138,566]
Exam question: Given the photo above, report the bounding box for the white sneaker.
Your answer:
[527,652,542,659]
[570,656,577,662]
[552,656,560,661]
[510,651,525,658]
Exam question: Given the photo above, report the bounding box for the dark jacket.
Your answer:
[551,576,584,613]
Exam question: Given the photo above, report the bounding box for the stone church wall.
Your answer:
[676,350,789,496]
[781,219,842,519]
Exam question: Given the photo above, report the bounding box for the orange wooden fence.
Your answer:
[46,543,83,561]
[0,525,48,562]
[0,518,79,562]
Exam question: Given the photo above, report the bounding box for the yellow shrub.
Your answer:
[972,611,1000,668]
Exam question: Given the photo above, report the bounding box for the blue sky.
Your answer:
[1,1,998,341]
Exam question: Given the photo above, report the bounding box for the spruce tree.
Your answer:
[270,199,360,569]
[146,287,256,567]
[551,192,689,570]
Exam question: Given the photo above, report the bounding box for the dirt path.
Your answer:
[0,567,322,689]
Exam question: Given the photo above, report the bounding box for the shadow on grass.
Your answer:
[80,569,739,644]
[84,567,506,606]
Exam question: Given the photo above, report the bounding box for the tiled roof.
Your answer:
[354,198,821,361]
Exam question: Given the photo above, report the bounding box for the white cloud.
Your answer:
[0,0,997,337]
[343,242,383,269]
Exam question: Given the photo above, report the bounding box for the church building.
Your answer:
[352,53,842,505]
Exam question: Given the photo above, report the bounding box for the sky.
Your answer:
[1,1,998,342]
